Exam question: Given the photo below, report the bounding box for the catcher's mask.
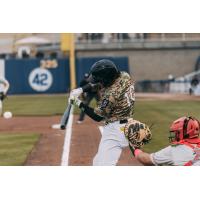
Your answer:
[169,116,200,142]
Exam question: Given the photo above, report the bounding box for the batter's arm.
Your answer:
[79,103,104,122]
[82,82,101,93]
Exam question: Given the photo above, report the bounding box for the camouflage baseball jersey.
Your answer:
[94,71,135,124]
[150,144,200,166]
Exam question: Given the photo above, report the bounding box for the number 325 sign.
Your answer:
[29,68,53,92]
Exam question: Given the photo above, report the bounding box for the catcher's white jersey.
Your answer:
[150,145,200,166]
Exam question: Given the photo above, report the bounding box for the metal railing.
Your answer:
[75,33,200,44]
[1,33,200,55]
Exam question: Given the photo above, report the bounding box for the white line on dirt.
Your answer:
[61,106,74,166]
[98,126,103,135]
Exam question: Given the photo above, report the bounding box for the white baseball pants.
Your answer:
[93,121,129,166]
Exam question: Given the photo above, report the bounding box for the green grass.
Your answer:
[0,133,40,166]
[3,94,92,116]
[4,95,67,116]
[134,101,200,152]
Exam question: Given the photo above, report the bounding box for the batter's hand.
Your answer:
[70,88,83,98]
[69,96,82,107]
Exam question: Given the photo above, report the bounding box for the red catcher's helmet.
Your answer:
[169,116,200,142]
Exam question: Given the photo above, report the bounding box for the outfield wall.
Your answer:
[3,59,70,94]
[2,57,129,94]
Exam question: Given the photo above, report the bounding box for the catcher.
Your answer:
[130,116,200,166]
[0,77,9,116]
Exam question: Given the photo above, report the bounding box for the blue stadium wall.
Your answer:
[5,58,70,94]
[4,57,129,94]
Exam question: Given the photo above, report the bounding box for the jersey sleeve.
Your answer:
[150,146,174,166]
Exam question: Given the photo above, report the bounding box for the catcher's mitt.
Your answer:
[124,118,152,149]
[0,92,6,101]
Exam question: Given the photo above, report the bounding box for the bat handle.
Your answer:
[60,103,72,130]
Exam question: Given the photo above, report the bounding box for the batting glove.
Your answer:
[69,96,82,107]
[70,88,83,98]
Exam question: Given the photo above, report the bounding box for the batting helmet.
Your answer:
[89,59,120,87]
[169,116,200,142]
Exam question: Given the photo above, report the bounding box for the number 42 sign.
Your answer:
[29,68,53,92]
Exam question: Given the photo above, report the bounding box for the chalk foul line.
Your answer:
[61,105,74,166]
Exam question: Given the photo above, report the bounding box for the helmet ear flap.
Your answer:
[183,116,200,139]
[183,117,190,139]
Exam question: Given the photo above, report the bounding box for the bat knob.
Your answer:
[60,125,66,130]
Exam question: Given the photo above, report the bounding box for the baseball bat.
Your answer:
[60,102,72,130]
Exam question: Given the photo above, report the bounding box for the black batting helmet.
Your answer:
[89,59,120,87]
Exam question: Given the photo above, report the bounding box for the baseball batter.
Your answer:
[133,116,200,166]
[0,77,9,116]
[69,59,135,165]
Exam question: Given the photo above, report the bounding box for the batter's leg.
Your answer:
[78,110,85,121]
[93,138,123,166]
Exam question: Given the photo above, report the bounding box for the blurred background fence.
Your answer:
[0,33,200,95]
